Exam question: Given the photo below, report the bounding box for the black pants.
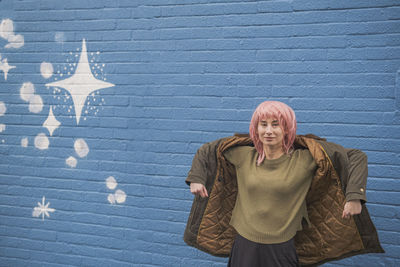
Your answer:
[227,234,299,267]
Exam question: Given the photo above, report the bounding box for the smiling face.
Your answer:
[257,117,285,151]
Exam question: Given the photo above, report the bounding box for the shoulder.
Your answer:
[293,148,313,158]
[224,145,255,166]
[292,149,317,169]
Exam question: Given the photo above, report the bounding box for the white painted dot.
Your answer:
[0,102,6,116]
[66,156,77,168]
[106,176,117,190]
[40,62,53,79]
[20,82,35,102]
[21,137,28,147]
[114,190,126,204]
[108,194,116,204]
[74,138,89,158]
[34,133,49,150]
[29,95,43,113]
[0,19,14,40]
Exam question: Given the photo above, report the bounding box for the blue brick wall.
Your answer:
[0,0,399,266]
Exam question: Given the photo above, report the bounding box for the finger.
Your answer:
[342,210,350,219]
[191,188,200,195]
[203,187,208,197]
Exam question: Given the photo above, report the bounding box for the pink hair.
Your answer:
[249,101,297,165]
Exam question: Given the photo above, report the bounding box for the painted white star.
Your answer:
[45,39,114,124]
[0,58,16,80]
[32,196,55,221]
[43,106,60,136]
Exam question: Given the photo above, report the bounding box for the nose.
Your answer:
[265,125,273,135]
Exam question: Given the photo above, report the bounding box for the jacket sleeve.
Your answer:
[320,139,368,204]
[185,143,210,186]
[344,148,368,204]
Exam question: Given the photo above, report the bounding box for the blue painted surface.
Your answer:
[0,0,399,266]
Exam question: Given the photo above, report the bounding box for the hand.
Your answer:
[190,183,208,198]
[342,200,362,219]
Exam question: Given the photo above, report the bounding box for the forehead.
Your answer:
[259,117,279,123]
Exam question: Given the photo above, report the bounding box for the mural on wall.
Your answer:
[0,101,5,144]
[0,19,24,48]
[0,18,125,223]
[0,18,22,144]
[43,106,60,137]
[45,39,114,125]
[106,176,126,204]
[0,54,15,80]
[43,38,115,168]
[32,196,55,221]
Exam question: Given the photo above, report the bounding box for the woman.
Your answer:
[185,101,383,266]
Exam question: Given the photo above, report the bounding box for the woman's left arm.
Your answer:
[342,148,368,219]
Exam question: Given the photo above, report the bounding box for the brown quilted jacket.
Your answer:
[183,134,384,266]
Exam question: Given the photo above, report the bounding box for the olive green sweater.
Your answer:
[224,146,317,244]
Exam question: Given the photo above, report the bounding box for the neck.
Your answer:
[263,146,284,160]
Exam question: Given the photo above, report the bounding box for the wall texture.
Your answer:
[0,0,399,266]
